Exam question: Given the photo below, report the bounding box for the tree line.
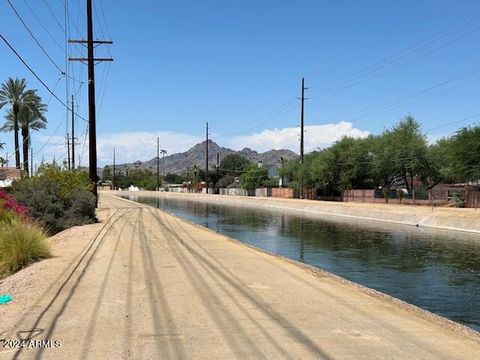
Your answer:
[101,115,479,193]
[280,116,480,195]
[102,153,278,191]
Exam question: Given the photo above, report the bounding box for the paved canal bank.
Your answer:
[1,193,479,359]
[121,192,480,332]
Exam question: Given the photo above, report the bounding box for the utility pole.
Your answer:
[299,77,307,199]
[30,148,33,176]
[66,133,71,170]
[69,0,113,205]
[216,152,220,194]
[112,147,115,190]
[157,137,160,191]
[205,122,209,194]
[71,95,75,170]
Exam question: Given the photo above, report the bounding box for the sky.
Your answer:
[1,0,480,167]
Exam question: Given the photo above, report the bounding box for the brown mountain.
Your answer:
[109,140,298,174]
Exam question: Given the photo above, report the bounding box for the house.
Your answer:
[0,167,21,188]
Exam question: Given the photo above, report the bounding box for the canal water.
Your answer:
[124,195,480,332]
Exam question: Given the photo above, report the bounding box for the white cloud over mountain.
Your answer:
[227,121,370,153]
[35,121,369,166]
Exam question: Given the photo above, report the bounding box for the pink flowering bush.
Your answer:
[0,190,29,218]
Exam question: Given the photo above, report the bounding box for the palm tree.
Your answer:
[1,90,47,176]
[0,78,29,169]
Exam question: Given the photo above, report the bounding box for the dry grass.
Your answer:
[0,217,50,278]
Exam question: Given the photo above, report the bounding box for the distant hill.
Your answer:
[105,140,298,175]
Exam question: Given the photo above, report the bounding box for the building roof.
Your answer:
[0,168,21,181]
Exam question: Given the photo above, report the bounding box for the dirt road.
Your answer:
[1,194,479,359]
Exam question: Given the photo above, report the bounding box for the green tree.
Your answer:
[450,126,480,182]
[427,138,456,187]
[370,116,429,191]
[164,173,184,184]
[118,168,157,190]
[219,154,251,176]
[327,136,373,191]
[241,165,269,190]
[389,116,429,191]
[102,165,112,182]
[0,78,30,169]
[2,90,47,176]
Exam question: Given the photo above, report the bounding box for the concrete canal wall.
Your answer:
[114,191,480,234]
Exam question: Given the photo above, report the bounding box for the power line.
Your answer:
[97,0,112,40]
[309,10,480,98]
[32,113,67,159]
[218,2,461,136]
[325,64,480,125]
[6,0,69,77]
[424,113,480,133]
[79,123,88,166]
[41,0,65,32]
[96,61,111,118]
[307,0,459,83]
[92,0,107,41]
[21,0,64,51]
[0,32,87,122]
[59,0,84,38]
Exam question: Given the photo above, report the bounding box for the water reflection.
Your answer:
[125,195,480,332]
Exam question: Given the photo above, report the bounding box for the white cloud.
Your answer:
[96,131,203,165]
[227,121,370,153]
[33,121,369,166]
[36,131,203,166]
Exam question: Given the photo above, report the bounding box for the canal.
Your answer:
[124,195,480,332]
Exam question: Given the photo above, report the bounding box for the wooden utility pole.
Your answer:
[112,147,115,190]
[66,133,71,170]
[69,0,113,205]
[299,77,307,199]
[206,122,209,194]
[30,147,33,176]
[157,137,160,191]
[71,95,75,170]
[216,152,220,194]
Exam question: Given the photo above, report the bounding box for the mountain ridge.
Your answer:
[106,140,298,174]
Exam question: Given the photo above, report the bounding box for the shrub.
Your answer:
[63,190,96,228]
[0,217,50,277]
[10,167,97,235]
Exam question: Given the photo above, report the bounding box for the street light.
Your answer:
[160,149,167,176]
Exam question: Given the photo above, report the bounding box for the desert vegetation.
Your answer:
[0,190,50,278]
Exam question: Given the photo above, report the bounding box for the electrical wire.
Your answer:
[325,64,480,124]
[31,113,68,159]
[5,0,81,82]
[308,9,480,97]
[41,0,65,32]
[21,0,64,51]
[97,0,112,40]
[0,32,87,122]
